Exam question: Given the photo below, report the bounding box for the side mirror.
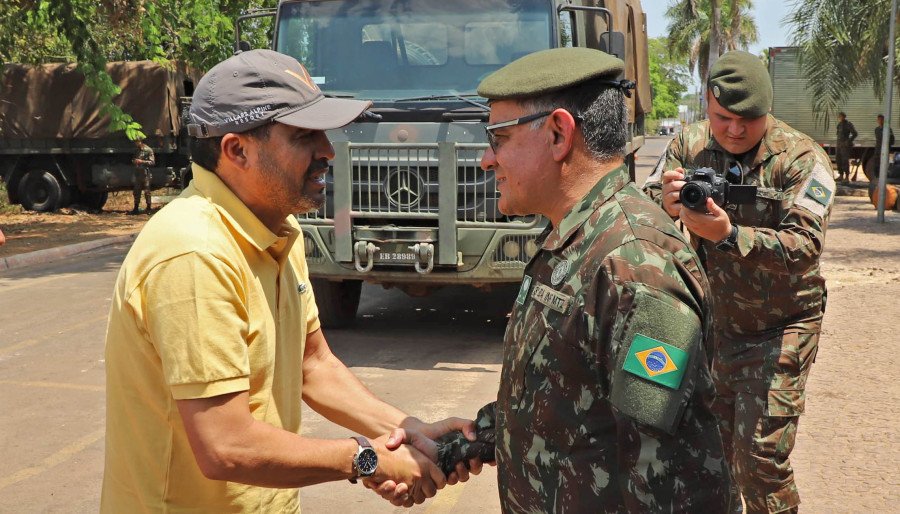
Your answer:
[600,31,626,61]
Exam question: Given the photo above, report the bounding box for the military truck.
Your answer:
[769,46,900,177]
[243,0,651,327]
[0,61,197,212]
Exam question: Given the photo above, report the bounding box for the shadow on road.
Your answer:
[324,284,514,371]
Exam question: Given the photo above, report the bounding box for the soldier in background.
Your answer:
[385,47,732,512]
[835,111,857,182]
[875,114,895,154]
[864,114,896,181]
[644,50,833,514]
[131,138,155,214]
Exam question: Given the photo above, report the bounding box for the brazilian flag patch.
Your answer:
[805,178,832,206]
[623,334,689,389]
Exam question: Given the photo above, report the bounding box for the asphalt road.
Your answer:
[0,137,672,513]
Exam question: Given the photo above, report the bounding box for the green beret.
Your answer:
[477,47,624,100]
[707,50,772,118]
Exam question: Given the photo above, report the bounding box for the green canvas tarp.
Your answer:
[0,61,189,140]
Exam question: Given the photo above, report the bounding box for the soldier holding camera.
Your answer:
[644,51,834,514]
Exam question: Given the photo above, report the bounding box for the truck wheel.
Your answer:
[80,191,109,211]
[17,169,63,212]
[311,279,362,328]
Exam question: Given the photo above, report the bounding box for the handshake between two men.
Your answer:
[359,408,496,508]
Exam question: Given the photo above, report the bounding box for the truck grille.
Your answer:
[298,145,501,223]
[490,234,539,269]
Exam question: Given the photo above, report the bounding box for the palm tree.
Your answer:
[788,0,898,120]
[666,0,758,90]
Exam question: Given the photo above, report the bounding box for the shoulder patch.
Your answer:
[516,275,532,305]
[794,163,835,218]
[623,334,689,389]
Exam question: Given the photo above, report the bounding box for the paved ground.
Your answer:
[1,137,898,512]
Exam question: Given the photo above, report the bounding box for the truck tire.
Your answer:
[79,191,109,211]
[17,169,63,212]
[311,279,362,328]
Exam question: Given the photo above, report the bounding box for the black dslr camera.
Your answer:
[679,167,757,212]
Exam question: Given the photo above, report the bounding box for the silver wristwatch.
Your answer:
[349,436,378,484]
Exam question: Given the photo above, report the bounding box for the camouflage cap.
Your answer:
[707,50,772,118]
[477,47,624,100]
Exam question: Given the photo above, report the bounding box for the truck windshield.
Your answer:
[275,0,553,101]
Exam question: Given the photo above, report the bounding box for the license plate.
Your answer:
[374,244,417,263]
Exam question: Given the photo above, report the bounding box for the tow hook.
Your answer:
[354,241,380,272]
[408,243,434,274]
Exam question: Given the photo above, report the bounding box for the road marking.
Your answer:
[0,380,103,392]
[0,427,104,491]
[0,313,108,358]
[424,480,468,513]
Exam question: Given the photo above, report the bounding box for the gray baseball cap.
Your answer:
[187,49,372,138]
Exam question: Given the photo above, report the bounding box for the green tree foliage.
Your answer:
[788,0,899,124]
[0,0,277,140]
[648,37,692,119]
[666,0,758,85]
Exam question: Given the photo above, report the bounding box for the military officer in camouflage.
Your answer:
[425,48,732,513]
[643,51,834,514]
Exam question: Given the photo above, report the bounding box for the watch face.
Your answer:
[357,448,378,476]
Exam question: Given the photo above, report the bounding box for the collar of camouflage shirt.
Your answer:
[541,163,631,252]
[704,114,789,170]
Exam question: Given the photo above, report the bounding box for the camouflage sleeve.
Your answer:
[642,137,681,206]
[733,146,834,276]
[433,402,497,476]
[593,240,720,502]
[598,240,706,431]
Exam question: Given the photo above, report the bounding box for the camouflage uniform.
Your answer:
[644,115,834,514]
[133,143,155,212]
[445,164,732,513]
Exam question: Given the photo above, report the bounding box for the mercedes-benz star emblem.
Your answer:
[385,169,423,208]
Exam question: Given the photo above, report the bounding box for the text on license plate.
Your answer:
[376,251,416,262]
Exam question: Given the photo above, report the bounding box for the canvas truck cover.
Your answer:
[0,61,184,140]
[583,0,652,122]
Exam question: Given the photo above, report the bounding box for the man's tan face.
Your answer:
[249,123,334,214]
[706,91,768,154]
[479,100,551,217]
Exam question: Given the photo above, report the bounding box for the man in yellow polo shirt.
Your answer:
[101,49,478,513]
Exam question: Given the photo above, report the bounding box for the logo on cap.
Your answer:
[285,68,319,93]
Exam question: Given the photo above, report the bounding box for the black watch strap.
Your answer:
[715,225,739,251]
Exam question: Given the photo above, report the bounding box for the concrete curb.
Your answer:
[0,232,138,272]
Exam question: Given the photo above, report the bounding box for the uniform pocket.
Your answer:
[766,332,818,417]
[509,313,549,412]
[735,187,784,228]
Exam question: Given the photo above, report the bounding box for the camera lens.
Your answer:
[680,183,709,210]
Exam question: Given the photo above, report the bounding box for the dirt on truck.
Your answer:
[0,61,198,212]
[250,0,652,326]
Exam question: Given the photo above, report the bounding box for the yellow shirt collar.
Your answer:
[190,163,299,253]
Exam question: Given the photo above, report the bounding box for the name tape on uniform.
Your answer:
[531,283,572,314]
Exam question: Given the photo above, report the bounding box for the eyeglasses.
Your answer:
[484,111,552,152]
